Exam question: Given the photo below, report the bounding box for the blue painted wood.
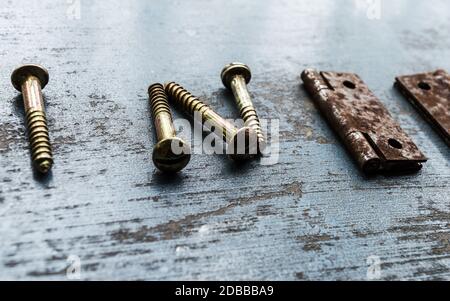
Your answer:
[0,0,449,280]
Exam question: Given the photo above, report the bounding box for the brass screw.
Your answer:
[148,83,191,173]
[11,64,53,174]
[221,62,266,152]
[164,82,258,161]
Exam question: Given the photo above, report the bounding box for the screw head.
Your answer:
[228,127,258,161]
[221,62,251,90]
[362,158,382,174]
[11,64,49,92]
[152,137,191,173]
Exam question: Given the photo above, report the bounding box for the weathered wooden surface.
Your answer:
[0,0,449,280]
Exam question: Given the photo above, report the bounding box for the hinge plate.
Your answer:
[395,69,450,146]
[302,69,427,174]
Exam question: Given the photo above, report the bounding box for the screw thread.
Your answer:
[164,82,211,117]
[240,106,265,146]
[148,83,172,119]
[148,83,177,142]
[165,82,240,144]
[230,76,266,150]
[26,109,53,173]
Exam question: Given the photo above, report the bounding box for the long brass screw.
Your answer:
[149,83,191,173]
[11,64,53,174]
[164,82,258,161]
[221,62,266,152]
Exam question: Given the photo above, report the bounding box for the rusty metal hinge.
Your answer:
[301,69,428,174]
[395,69,450,147]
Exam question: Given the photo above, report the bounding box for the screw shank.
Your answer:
[154,113,176,141]
[22,76,45,112]
[230,75,253,109]
[22,75,53,173]
[202,107,238,144]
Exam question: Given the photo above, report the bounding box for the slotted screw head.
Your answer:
[221,62,251,90]
[152,137,191,173]
[11,64,49,91]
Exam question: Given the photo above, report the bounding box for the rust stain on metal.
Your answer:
[395,69,450,146]
[301,69,427,174]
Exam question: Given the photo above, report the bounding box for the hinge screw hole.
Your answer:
[418,81,431,91]
[388,138,403,149]
[343,81,356,89]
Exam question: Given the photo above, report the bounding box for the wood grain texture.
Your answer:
[0,0,449,280]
